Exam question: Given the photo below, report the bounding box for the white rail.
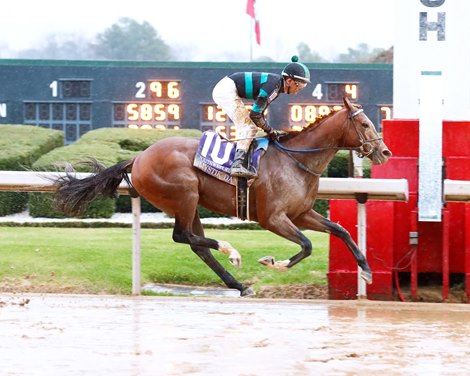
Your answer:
[444,179,470,202]
[318,177,408,201]
[0,171,409,297]
[0,171,408,200]
[0,171,131,194]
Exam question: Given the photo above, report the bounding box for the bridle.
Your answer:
[273,108,381,154]
[348,108,383,158]
[272,108,383,176]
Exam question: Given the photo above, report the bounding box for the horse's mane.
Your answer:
[278,104,362,142]
[279,109,340,142]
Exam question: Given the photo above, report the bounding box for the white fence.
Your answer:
[0,171,410,296]
[443,179,470,202]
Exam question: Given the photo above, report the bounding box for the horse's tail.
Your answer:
[52,158,135,217]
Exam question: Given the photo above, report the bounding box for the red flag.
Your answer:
[246,0,260,45]
[246,0,255,18]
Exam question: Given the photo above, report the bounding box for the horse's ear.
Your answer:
[342,96,354,111]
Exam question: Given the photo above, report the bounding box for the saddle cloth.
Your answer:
[193,131,269,186]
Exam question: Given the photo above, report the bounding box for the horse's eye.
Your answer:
[361,122,370,129]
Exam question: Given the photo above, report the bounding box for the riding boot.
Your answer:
[231,149,256,178]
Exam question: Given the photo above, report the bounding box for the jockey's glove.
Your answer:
[267,128,282,141]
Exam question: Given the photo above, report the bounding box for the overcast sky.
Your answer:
[0,0,395,61]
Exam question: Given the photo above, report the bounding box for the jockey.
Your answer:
[212,56,311,178]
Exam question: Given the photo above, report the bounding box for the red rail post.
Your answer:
[410,210,418,301]
[466,204,470,303]
[442,208,450,301]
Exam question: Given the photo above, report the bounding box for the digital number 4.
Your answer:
[311,84,323,100]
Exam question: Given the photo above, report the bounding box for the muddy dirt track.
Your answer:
[1,294,470,375]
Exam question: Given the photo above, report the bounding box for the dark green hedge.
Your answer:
[30,127,201,218]
[0,192,28,216]
[327,150,371,178]
[32,127,201,171]
[0,220,264,230]
[0,124,64,170]
[0,125,63,215]
[115,196,160,213]
[0,124,371,220]
[28,192,116,219]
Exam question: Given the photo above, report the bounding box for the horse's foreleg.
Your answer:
[258,214,312,271]
[294,210,372,284]
[173,216,254,296]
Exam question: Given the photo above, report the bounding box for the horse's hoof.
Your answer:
[361,270,373,285]
[258,256,289,272]
[241,287,256,297]
[218,240,241,267]
[258,256,274,266]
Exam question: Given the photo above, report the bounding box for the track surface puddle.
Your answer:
[1,294,470,375]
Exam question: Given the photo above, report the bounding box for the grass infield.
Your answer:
[0,227,329,295]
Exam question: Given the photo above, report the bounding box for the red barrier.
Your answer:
[328,120,470,301]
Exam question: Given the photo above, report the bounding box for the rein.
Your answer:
[273,140,359,154]
[272,108,383,176]
[274,145,322,177]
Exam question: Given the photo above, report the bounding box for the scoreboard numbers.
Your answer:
[113,81,181,129]
[0,60,393,143]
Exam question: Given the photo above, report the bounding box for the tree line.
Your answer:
[7,18,392,63]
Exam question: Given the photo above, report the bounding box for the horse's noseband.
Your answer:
[349,108,382,158]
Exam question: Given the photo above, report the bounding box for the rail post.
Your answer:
[131,196,141,295]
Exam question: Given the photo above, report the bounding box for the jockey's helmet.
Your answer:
[282,56,311,84]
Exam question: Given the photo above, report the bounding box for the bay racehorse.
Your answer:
[52,97,391,297]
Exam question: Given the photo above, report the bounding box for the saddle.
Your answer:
[193,131,269,220]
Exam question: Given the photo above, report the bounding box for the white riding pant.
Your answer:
[212,76,258,151]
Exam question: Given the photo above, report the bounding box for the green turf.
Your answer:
[0,227,329,294]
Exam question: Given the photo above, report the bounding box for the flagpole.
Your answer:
[246,0,258,62]
[249,19,253,62]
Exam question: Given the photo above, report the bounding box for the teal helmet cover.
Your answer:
[282,56,311,84]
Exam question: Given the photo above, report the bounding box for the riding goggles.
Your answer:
[294,80,307,89]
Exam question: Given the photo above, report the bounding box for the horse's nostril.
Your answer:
[383,149,392,158]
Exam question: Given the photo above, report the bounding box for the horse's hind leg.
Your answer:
[172,216,242,267]
[172,215,254,296]
[188,214,255,297]
[294,209,372,284]
[257,213,313,271]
